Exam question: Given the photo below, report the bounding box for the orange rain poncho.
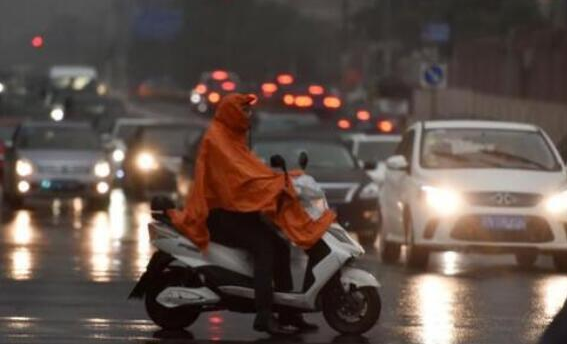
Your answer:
[168,93,336,251]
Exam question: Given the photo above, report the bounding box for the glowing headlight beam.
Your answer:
[136,152,158,171]
[546,190,567,214]
[422,186,462,216]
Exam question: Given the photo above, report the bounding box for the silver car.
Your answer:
[3,121,113,209]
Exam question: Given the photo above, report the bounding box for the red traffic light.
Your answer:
[31,35,44,48]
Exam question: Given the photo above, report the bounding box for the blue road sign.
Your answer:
[422,22,451,43]
[133,8,183,41]
[422,64,446,88]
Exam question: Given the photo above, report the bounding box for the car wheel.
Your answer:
[380,234,401,264]
[515,253,537,270]
[405,215,429,270]
[553,254,567,273]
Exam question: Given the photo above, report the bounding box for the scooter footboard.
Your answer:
[340,267,381,290]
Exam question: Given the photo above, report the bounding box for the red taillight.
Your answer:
[208,92,221,104]
[195,84,207,94]
[283,94,295,105]
[295,95,313,107]
[212,70,228,81]
[337,118,352,130]
[277,74,294,85]
[356,110,371,121]
[221,81,236,91]
[323,96,342,109]
[308,85,324,95]
[261,83,278,94]
[377,120,394,133]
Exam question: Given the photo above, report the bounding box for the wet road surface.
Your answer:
[0,189,564,344]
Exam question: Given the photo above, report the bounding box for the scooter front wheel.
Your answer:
[322,286,381,335]
[145,269,201,330]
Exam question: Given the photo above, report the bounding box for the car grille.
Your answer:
[320,183,359,204]
[451,215,553,243]
[465,192,542,207]
[37,165,91,175]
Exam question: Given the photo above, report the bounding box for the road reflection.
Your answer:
[412,274,459,344]
[537,276,567,319]
[1,190,152,282]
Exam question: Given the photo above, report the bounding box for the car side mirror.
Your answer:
[270,154,287,171]
[298,151,308,170]
[386,155,409,171]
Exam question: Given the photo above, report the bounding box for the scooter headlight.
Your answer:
[310,197,328,212]
[421,185,463,216]
[546,190,567,214]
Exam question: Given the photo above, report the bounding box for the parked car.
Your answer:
[123,124,204,200]
[105,117,187,181]
[3,121,113,209]
[343,133,401,185]
[0,118,22,178]
[252,131,381,246]
[380,120,567,270]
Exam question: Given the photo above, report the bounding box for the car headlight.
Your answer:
[546,190,567,214]
[16,159,33,177]
[421,185,463,216]
[50,107,65,121]
[359,183,379,199]
[112,149,125,162]
[0,82,5,93]
[94,161,111,178]
[136,152,158,171]
[190,92,202,104]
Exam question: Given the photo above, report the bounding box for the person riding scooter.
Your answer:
[168,93,336,335]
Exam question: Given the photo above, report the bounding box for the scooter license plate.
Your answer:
[480,215,526,231]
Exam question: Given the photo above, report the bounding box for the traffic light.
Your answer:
[31,35,44,48]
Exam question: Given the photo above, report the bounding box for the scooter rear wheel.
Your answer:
[323,286,381,335]
[145,269,201,330]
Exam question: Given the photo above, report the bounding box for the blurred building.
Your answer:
[266,0,374,23]
[449,28,567,105]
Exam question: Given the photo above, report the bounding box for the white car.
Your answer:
[380,120,567,270]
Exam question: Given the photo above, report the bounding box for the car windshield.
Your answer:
[421,128,560,171]
[254,140,356,170]
[17,126,101,150]
[255,113,320,133]
[141,127,202,156]
[356,141,399,163]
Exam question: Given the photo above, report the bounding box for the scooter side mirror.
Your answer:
[298,151,308,170]
[270,154,287,170]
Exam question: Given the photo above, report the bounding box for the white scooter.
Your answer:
[129,154,381,335]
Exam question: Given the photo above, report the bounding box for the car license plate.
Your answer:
[481,215,526,231]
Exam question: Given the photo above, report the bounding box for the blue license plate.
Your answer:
[481,215,526,231]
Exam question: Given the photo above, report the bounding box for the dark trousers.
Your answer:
[207,209,292,316]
